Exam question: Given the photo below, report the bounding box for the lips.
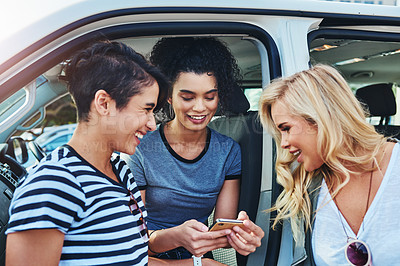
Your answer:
[135,132,144,139]
[187,114,207,124]
[293,150,301,156]
[134,131,145,145]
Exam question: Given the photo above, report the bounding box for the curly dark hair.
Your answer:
[149,37,242,119]
[65,40,169,122]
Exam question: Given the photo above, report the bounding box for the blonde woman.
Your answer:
[259,64,400,265]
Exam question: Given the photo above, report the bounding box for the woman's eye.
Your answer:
[205,97,215,101]
[282,126,290,132]
[182,97,193,101]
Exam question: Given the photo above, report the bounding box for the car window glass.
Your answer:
[244,88,263,111]
[0,76,48,117]
[309,38,400,126]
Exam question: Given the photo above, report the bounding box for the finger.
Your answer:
[184,219,209,232]
[237,210,249,220]
[232,225,262,247]
[227,233,256,256]
[189,236,229,257]
[205,229,231,240]
[238,219,265,239]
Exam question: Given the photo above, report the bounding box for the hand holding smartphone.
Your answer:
[209,218,244,231]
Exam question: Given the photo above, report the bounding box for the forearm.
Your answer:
[149,257,226,266]
[148,227,181,255]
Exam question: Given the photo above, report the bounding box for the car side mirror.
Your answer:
[6,137,28,165]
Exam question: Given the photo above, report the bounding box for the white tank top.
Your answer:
[312,143,400,265]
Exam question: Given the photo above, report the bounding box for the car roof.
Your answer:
[1,0,399,68]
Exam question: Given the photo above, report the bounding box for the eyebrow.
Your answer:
[179,89,218,94]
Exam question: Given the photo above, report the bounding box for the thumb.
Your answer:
[237,210,249,221]
[186,219,209,232]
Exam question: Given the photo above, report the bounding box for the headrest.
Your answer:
[217,86,250,116]
[356,83,396,117]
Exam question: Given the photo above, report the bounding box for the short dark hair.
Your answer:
[149,37,242,118]
[65,40,169,122]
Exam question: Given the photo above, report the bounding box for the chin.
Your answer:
[304,162,323,172]
[125,147,137,155]
[118,145,137,156]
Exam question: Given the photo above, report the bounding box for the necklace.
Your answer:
[336,160,373,239]
[335,160,374,266]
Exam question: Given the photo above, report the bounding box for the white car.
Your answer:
[1,1,400,265]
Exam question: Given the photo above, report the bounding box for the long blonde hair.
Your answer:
[259,64,386,243]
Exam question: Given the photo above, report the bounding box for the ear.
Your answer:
[167,97,172,105]
[93,90,114,116]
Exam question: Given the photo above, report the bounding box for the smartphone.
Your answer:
[209,218,244,231]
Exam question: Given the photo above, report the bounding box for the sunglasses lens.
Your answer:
[346,241,369,266]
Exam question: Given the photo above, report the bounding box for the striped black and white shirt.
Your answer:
[7,145,148,265]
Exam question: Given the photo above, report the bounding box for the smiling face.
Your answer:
[110,82,159,155]
[169,72,219,132]
[271,100,324,172]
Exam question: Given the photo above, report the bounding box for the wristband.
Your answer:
[192,255,202,266]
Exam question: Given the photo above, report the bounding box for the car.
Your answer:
[19,123,77,168]
[34,123,76,154]
[1,1,400,265]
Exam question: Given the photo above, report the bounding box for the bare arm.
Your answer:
[6,229,65,266]
[214,179,240,220]
[149,257,226,266]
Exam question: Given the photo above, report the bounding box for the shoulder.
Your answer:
[209,127,239,147]
[23,146,84,191]
[209,128,241,155]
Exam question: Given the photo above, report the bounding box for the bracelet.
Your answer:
[192,255,203,266]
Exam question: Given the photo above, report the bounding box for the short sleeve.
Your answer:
[225,141,242,180]
[6,162,86,234]
[120,149,147,190]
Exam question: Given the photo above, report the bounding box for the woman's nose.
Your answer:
[193,99,206,112]
[280,135,290,149]
[147,113,156,131]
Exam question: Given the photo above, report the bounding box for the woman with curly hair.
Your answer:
[122,37,263,265]
[259,64,399,265]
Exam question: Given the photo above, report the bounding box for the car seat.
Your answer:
[355,83,400,139]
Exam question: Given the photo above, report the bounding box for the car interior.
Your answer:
[1,27,400,265]
[309,36,400,138]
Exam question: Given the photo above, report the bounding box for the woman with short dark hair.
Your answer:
[6,40,168,265]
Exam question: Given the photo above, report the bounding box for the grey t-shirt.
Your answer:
[121,124,241,230]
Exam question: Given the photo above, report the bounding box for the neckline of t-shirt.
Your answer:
[61,144,125,188]
[320,143,399,238]
[362,142,399,224]
[159,123,211,164]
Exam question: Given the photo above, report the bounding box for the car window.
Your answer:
[42,135,70,153]
[244,88,263,111]
[309,36,400,126]
[0,88,26,117]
